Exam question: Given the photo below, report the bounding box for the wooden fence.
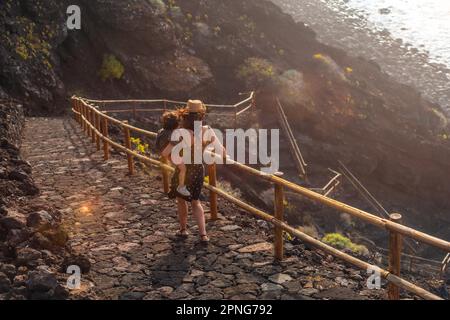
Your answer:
[80,92,255,129]
[71,96,450,300]
[276,99,308,179]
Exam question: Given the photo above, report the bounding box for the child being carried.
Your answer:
[156,111,190,197]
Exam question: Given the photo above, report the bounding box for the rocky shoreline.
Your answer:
[271,0,450,115]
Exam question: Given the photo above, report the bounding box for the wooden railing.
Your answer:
[276,99,308,179]
[81,92,255,128]
[71,96,450,300]
[309,169,342,197]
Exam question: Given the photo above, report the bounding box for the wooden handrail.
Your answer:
[102,108,241,115]
[79,92,254,109]
[203,182,441,300]
[72,97,450,300]
[235,104,253,116]
[234,91,255,107]
[276,99,307,178]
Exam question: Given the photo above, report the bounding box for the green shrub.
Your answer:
[322,233,368,255]
[237,57,275,87]
[148,0,167,14]
[99,54,125,81]
[15,41,29,60]
[169,6,182,19]
[14,22,51,61]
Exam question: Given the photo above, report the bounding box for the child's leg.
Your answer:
[169,144,187,188]
[166,140,190,196]
[170,150,186,187]
[176,162,190,197]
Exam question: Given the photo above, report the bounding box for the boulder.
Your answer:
[61,255,91,274]
[120,292,145,300]
[26,269,58,293]
[6,228,30,247]
[0,272,11,293]
[8,169,29,182]
[16,248,42,267]
[261,282,283,292]
[268,273,293,285]
[0,264,16,281]
[42,227,69,247]
[0,216,26,230]
[27,210,55,232]
[13,274,28,287]
[30,233,54,251]
[0,225,6,242]
[19,179,40,196]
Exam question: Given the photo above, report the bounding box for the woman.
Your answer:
[168,99,226,243]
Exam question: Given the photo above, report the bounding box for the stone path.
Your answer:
[20,117,380,300]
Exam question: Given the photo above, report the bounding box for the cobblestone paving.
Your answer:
[20,117,379,300]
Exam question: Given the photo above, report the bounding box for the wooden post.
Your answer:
[85,105,89,134]
[102,115,109,161]
[85,104,89,131]
[81,103,86,132]
[123,121,134,175]
[160,157,170,193]
[95,112,101,151]
[72,99,77,122]
[88,108,93,138]
[76,100,81,124]
[208,163,218,220]
[85,106,89,134]
[72,99,77,123]
[91,108,96,143]
[274,172,285,261]
[388,213,403,300]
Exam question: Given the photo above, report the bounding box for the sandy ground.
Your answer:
[271,0,450,115]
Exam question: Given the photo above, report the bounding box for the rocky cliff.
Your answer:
[0,104,91,300]
[0,0,449,251]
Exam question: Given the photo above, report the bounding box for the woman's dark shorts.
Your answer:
[168,164,205,202]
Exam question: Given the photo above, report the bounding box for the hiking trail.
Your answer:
[20,117,375,300]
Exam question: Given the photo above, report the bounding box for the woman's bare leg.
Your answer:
[177,197,188,231]
[178,163,186,187]
[191,200,207,238]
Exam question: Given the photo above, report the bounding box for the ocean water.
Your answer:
[324,0,450,67]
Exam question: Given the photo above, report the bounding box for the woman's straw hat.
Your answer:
[186,99,206,113]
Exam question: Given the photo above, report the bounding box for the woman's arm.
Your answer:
[203,126,227,159]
